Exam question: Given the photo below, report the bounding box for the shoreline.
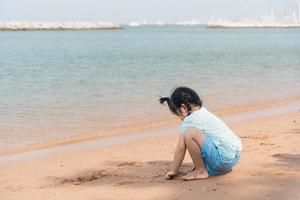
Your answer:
[1,97,300,157]
[1,98,300,164]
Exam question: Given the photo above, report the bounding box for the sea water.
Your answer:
[0,26,300,149]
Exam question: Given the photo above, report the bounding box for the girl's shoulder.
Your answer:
[191,107,207,118]
[180,107,206,133]
[182,107,206,124]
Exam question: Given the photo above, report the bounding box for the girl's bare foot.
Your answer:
[181,169,209,181]
[182,166,196,175]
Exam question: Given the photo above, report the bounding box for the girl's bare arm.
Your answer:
[171,134,186,172]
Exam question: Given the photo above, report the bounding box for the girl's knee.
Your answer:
[183,132,195,143]
[183,132,193,143]
[184,128,205,146]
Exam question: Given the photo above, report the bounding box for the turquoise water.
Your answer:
[0,26,300,149]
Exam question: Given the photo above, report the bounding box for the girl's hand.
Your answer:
[165,170,177,180]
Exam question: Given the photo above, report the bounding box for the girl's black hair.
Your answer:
[159,87,202,115]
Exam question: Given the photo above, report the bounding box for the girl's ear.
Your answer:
[179,104,189,118]
[180,104,188,112]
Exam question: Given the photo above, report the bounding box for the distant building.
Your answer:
[270,11,275,23]
[208,1,300,25]
[293,11,297,23]
[298,1,300,22]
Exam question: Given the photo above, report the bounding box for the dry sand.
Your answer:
[1,104,300,200]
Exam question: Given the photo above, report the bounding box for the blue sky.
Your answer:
[0,0,299,23]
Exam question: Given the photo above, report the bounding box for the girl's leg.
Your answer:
[182,128,209,180]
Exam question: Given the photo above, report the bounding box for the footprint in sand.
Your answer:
[116,181,136,186]
[284,129,300,134]
[54,170,108,186]
[259,142,274,146]
[152,171,166,178]
[6,185,26,192]
[272,153,300,165]
[241,134,271,140]
[117,162,137,167]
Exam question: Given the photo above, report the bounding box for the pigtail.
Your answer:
[159,96,178,115]
[159,96,170,105]
[159,87,202,116]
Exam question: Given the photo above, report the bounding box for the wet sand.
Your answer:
[1,102,300,200]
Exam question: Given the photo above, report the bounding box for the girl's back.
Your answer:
[181,107,242,160]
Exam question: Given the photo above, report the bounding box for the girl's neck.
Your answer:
[186,106,201,117]
[191,105,201,112]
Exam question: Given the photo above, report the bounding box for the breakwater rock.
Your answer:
[0,22,121,31]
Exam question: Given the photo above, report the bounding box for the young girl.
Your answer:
[160,87,242,181]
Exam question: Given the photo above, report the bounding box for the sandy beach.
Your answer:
[1,101,300,200]
[2,1,300,200]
